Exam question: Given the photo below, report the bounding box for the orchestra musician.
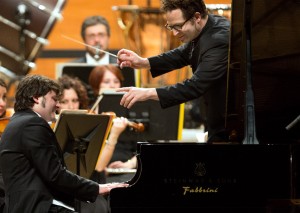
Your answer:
[116,0,230,143]
[0,79,8,120]
[0,78,11,213]
[0,78,16,213]
[0,79,14,135]
[72,15,117,65]
[70,15,118,106]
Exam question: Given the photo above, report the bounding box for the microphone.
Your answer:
[94,44,101,61]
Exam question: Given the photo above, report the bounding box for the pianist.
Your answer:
[0,75,128,213]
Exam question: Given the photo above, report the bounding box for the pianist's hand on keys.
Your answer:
[99,182,129,195]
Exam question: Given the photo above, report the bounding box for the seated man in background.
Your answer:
[73,15,117,64]
[70,15,118,106]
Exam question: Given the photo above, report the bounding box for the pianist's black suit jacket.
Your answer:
[0,109,99,213]
[148,14,230,142]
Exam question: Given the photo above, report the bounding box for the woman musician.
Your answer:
[0,79,9,212]
[0,78,15,212]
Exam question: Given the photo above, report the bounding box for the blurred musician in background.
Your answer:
[89,65,124,95]
[0,79,8,120]
[0,79,14,121]
[57,75,89,111]
[73,15,117,64]
[0,78,9,213]
[70,15,117,106]
[117,0,230,143]
[89,65,138,181]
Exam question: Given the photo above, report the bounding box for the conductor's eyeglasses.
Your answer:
[165,14,194,32]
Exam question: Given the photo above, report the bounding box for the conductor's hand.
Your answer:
[117,49,150,69]
[116,87,158,109]
[99,182,129,195]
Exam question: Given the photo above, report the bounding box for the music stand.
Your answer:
[54,110,112,179]
[54,110,112,212]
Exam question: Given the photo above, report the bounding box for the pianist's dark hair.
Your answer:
[160,0,208,19]
[14,75,61,112]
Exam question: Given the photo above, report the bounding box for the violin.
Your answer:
[126,119,145,132]
[100,111,145,133]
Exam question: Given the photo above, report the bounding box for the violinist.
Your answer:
[89,65,138,183]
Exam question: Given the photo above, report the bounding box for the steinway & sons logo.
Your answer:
[162,161,237,196]
[182,162,218,195]
[194,162,206,176]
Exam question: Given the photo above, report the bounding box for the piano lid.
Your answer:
[227,0,300,144]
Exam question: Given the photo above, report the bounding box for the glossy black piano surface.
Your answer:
[109,142,300,212]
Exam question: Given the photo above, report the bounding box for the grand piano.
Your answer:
[109,0,300,212]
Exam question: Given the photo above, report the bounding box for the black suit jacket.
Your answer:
[148,14,230,141]
[0,110,99,213]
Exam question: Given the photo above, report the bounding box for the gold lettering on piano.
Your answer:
[182,186,219,195]
[163,177,237,184]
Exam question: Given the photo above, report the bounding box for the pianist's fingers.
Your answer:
[99,182,129,195]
